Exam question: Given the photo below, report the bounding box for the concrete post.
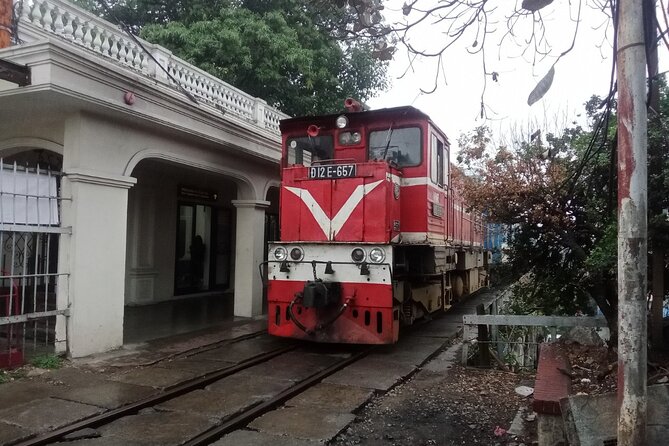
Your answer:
[146,43,173,84]
[616,0,648,443]
[232,199,270,317]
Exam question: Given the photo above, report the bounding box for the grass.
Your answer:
[0,369,26,384]
[30,354,64,369]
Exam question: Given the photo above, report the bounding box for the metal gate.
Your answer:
[0,159,69,368]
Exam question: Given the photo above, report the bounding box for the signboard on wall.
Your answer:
[178,185,218,202]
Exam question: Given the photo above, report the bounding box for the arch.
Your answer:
[0,137,64,156]
[124,149,258,200]
[263,179,281,200]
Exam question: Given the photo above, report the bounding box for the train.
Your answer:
[263,99,490,344]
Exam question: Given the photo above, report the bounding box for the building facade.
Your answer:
[0,0,286,358]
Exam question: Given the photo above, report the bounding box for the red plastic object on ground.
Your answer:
[0,271,24,368]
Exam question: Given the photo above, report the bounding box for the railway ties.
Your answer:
[10,336,373,446]
[6,288,501,446]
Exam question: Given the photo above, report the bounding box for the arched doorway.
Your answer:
[124,158,242,343]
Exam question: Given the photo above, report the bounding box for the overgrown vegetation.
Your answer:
[456,80,669,344]
[30,354,64,369]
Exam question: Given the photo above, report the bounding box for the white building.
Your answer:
[0,0,285,359]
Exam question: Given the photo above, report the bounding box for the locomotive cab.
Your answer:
[265,103,487,344]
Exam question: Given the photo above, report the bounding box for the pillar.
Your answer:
[55,168,135,357]
[232,199,269,317]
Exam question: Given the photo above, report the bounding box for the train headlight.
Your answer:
[351,247,365,263]
[273,246,287,261]
[290,247,304,261]
[336,115,349,128]
[369,247,385,263]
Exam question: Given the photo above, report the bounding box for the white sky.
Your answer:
[367,0,667,151]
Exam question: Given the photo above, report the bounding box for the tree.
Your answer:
[332,1,666,114]
[74,0,389,116]
[456,82,669,343]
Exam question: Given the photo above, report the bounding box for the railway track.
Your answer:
[6,289,501,446]
[11,337,373,446]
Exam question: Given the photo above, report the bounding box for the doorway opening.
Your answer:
[175,204,232,295]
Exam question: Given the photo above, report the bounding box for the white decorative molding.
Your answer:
[65,167,137,189]
[0,137,64,154]
[232,199,271,209]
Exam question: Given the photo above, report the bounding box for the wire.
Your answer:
[97,0,198,104]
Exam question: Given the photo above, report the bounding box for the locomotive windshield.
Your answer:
[286,135,334,166]
[368,127,421,167]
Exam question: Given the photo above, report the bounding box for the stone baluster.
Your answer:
[214,85,223,108]
[171,64,181,86]
[132,45,142,68]
[82,21,93,47]
[182,69,191,91]
[117,38,127,62]
[91,25,102,52]
[109,34,119,60]
[73,17,84,44]
[195,75,204,97]
[100,30,110,56]
[31,0,42,25]
[52,6,64,35]
[199,79,207,100]
[19,0,31,23]
[62,12,74,39]
[42,1,53,31]
[124,43,134,65]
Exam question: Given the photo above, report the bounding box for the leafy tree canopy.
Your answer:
[74,0,389,116]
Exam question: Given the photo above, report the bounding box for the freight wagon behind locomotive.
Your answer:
[264,100,490,344]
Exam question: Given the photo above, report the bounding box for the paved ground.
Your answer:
[0,290,510,446]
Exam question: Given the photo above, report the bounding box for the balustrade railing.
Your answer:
[11,0,288,134]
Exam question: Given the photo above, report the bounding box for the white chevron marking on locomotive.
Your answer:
[285,180,384,240]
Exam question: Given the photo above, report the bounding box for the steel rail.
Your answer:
[182,346,373,446]
[12,344,298,446]
[140,330,269,366]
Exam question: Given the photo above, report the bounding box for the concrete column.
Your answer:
[232,199,270,317]
[56,168,136,357]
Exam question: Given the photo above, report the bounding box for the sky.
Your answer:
[366,0,666,151]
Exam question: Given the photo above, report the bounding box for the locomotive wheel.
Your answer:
[452,275,464,301]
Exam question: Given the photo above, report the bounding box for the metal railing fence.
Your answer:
[0,159,70,367]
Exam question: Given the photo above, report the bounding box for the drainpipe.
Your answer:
[616,0,648,443]
[0,0,11,48]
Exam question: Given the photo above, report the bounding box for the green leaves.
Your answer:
[135,1,388,116]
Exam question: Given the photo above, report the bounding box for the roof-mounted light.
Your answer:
[336,115,349,129]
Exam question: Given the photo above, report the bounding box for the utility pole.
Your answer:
[0,0,12,48]
[617,0,648,443]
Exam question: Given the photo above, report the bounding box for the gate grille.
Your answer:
[0,159,70,368]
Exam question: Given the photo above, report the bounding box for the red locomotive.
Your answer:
[265,99,489,344]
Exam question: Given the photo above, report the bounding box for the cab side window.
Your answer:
[430,134,444,187]
[286,136,334,167]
